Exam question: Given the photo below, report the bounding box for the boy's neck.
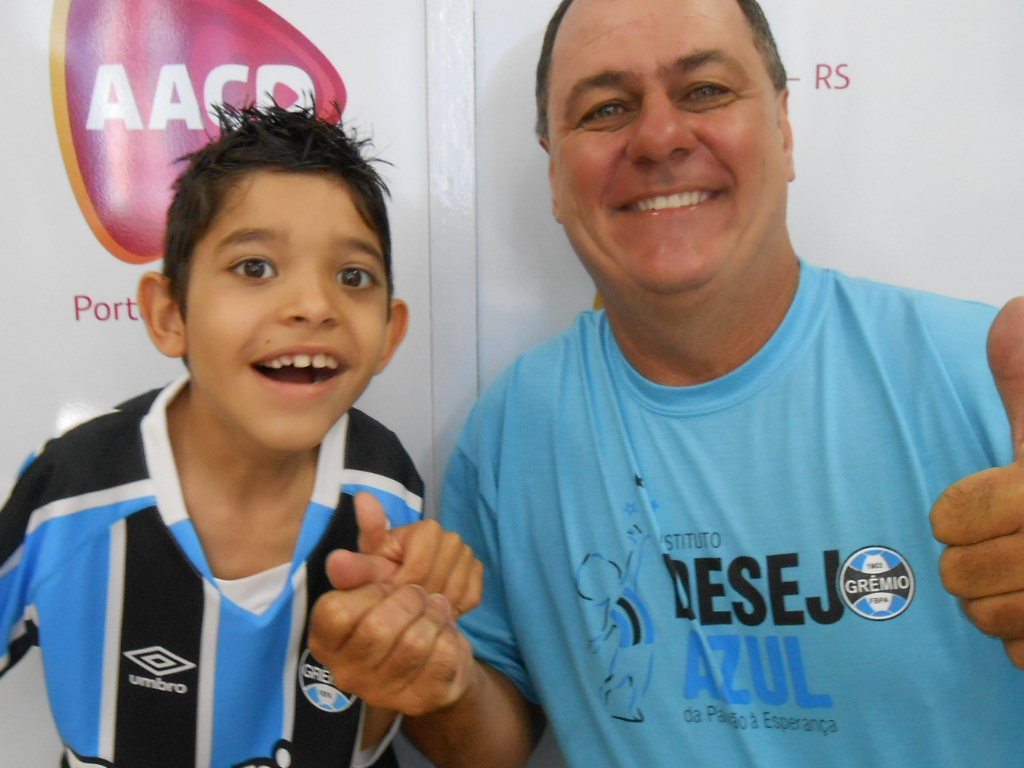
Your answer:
[166,386,319,580]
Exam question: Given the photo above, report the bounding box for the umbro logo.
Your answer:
[124,646,196,694]
[124,646,196,676]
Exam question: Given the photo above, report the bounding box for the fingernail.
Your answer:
[428,593,453,622]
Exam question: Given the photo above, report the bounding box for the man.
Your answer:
[309,0,1024,765]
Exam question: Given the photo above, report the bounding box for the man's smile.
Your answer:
[626,190,714,212]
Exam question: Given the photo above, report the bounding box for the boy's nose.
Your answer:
[285,274,339,326]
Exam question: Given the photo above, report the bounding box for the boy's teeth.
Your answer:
[263,353,339,369]
[313,353,337,369]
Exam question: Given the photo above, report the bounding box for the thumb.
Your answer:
[989,296,1024,461]
[355,490,403,561]
[324,549,399,590]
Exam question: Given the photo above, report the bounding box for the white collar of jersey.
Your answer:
[140,375,349,527]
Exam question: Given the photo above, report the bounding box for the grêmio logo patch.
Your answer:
[50,0,347,265]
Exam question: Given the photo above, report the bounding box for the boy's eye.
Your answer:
[338,267,375,289]
[232,258,276,279]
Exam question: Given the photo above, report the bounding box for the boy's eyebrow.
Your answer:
[216,228,385,262]
[216,228,275,249]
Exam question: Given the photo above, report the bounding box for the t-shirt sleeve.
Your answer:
[440,430,539,704]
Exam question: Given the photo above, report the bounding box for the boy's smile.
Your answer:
[256,351,340,384]
[140,171,408,462]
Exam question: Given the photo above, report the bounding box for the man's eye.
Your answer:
[338,267,375,289]
[689,84,729,102]
[232,258,276,279]
[580,102,626,126]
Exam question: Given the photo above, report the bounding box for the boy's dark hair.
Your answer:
[534,0,788,140]
[163,102,393,310]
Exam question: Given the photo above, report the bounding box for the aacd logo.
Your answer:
[51,0,347,264]
[839,546,915,621]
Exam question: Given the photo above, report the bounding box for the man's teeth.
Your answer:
[634,190,711,212]
[263,354,339,370]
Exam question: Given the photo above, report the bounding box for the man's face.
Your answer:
[543,0,795,306]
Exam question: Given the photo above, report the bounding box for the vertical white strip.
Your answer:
[194,581,221,768]
[99,520,127,761]
[281,566,308,740]
[426,0,478,518]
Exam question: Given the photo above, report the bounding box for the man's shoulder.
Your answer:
[818,266,998,349]
[824,267,997,322]
[456,313,604,448]
[486,311,603,393]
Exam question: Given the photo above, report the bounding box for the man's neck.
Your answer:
[606,253,801,387]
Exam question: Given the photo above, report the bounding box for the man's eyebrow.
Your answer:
[663,49,744,79]
[561,49,745,119]
[563,70,637,117]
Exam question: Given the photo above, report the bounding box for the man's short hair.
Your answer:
[163,102,393,311]
[534,0,788,140]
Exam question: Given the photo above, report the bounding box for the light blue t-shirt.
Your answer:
[443,262,1022,767]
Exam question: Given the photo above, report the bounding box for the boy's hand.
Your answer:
[933,297,1024,667]
[309,491,482,715]
[325,491,483,615]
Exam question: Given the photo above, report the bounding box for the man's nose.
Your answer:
[624,95,698,165]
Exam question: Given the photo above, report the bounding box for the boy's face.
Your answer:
[141,171,407,457]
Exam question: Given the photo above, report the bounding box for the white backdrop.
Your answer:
[3,1,1024,766]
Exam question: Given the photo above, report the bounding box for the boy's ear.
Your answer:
[138,272,187,359]
[373,298,409,375]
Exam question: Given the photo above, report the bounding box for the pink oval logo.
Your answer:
[51,0,348,264]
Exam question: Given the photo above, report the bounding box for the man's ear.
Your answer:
[138,272,187,359]
[373,298,410,375]
[777,89,796,183]
[541,136,564,224]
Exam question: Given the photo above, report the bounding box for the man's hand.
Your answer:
[308,492,482,714]
[932,297,1024,667]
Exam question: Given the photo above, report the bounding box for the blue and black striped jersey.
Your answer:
[0,377,423,768]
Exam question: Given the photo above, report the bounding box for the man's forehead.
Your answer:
[551,0,753,74]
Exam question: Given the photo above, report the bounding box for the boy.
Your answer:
[0,103,478,767]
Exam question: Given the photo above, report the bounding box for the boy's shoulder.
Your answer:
[43,388,156,459]
[15,388,160,506]
[343,407,423,495]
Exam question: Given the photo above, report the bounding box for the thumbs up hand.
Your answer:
[932,297,1024,668]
